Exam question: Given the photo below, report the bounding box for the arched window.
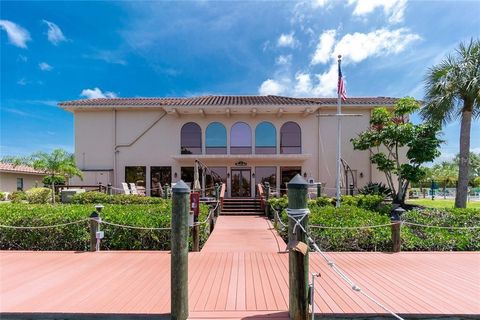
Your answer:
[180,122,202,154]
[255,122,276,154]
[280,121,301,154]
[230,122,252,154]
[206,122,227,154]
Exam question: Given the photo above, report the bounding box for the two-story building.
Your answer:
[59,95,397,197]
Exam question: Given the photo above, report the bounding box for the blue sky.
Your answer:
[1,0,479,162]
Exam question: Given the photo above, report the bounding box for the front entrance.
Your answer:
[231,168,251,197]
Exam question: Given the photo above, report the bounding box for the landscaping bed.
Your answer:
[270,196,480,252]
[0,202,210,251]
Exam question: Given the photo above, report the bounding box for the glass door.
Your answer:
[231,168,251,197]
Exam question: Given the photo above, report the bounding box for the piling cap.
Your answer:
[287,174,308,189]
[172,180,191,193]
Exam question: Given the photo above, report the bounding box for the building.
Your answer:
[59,95,398,198]
[0,163,47,193]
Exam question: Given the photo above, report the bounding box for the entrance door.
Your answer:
[231,168,251,197]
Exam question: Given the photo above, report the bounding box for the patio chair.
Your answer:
[121,182,131,195]
[129,183,139,195]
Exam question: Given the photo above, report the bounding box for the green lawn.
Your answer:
[406,198,480,209]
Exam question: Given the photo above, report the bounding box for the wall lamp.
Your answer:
[174,172,178,179]
[303,172,307,178]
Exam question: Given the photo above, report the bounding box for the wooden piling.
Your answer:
[287,174,309,320]
[391,207,404,253]
[89,211,99,252]
[316,183,322,198]
[265,182,270,218]
[192,224,200,252]
[171,180,190,320]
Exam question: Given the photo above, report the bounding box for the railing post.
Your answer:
[265,182,270,218]
[107,183,113,195]
[214,183,220,217]
[89,204,103,252]
[287,174,309,320]
[391,207,404,253]
[171,180,190,320]
[192,210,200,252]
[164,183,169,199]
[316,183,322,198]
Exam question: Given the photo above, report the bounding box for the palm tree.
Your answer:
[2,149,82,204]
[421,39,480,208]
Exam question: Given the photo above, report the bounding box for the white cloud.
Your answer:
[333,28,421,64]
[348,0,407,24]
[80,87,118,99]
[17,78,28,86]
[259,79,286,95]
[311,0,331,8]
[0,20,31,48]
[277,32,297,48]
[311,29,336,65]
[294,73,313,95]
[275,54,292,65]
[42,20,67,45]
[38,62,53,71]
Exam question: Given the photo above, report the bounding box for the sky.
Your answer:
[0,0,479,162]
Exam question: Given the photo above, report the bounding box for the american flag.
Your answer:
[338,62,347,102]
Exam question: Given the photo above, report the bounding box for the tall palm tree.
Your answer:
[421,39,480,208]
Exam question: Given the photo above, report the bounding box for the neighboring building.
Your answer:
[0,163,47,193]
[59,95,398,198]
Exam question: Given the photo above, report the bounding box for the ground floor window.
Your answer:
[16,178,24,191]
[150,166,171,197]
[280,166,301,195]
[255,167,276,195]
[125,166,146,188]
[181,167,204,190]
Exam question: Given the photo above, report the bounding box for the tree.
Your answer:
[2,149,82,204]
[352,97,442,206]
[431,161,458,199]
[421,39,480,208]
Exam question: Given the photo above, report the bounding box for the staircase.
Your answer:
[221,198,264,215]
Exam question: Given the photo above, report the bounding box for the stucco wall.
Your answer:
[72,106,392,197]
[0,172,45,193]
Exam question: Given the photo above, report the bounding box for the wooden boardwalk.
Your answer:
[1,216,479,319]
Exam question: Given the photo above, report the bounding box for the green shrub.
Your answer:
[25,187,53,204]
[42,175,66,186]
[10,191,27,203]
[273,204,479,251]
[0,202,210,251]
[70,191,167,205]
[0,192,5,201]
[358,182,392,197]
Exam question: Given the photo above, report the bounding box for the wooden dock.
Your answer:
[1,216,479,319]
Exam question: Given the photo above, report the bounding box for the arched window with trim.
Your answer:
[230,122,252,154]
[180,122,202,154]
[280,121,301,154]
[206,122,227,154]
[255,122,276,154]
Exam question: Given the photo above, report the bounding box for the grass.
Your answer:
[406,198,480,209]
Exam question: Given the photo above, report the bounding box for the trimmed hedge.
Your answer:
[275,204,480,251]
[70,191,167,204]
[0,202,210,251]
[26,187,53,204]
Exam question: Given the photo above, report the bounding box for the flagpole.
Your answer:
[335,55,342,208]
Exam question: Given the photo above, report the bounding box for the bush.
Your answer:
[25,187,53,204]
[358,182,393,198]
[0,192,5,201]
[273,204,479,251]
[11,191,27,203]
[70,191,167,205]
[270,194,385,212]
[0,202,211,250]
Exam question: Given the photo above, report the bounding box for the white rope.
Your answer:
[310,222,395,230]
[402,221,480,230]
[286,208,310,234]
[0,219,90,229]
[99,220,171,230]
[270,205,287,229]
[192,201,219,226]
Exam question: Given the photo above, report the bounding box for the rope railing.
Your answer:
[0,219,90,229]
[285,208,405,320]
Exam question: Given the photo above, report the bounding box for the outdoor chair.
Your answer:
[121,182,131,195]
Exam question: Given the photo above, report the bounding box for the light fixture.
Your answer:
[303,172,307,178]
[359,172,364,178]
[227,173,230,178]
[174,172,178,179]
[252,173,255,178]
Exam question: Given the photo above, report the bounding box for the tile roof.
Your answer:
[0,162,46,175]
[58,95,398,107]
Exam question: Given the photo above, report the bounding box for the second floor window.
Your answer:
[181,122,202,154]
